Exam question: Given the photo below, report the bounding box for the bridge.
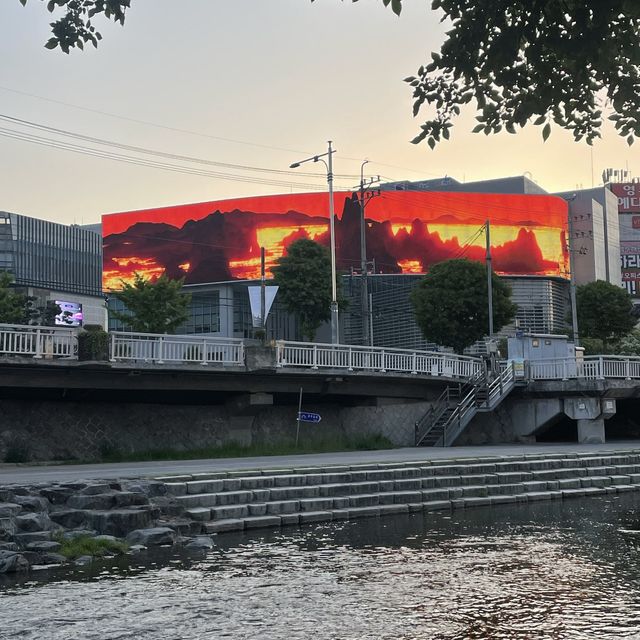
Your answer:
[1,322,639,449]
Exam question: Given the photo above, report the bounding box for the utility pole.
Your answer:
[260,246,266,335]
[356,163,380,346]
[485,220,494,338]
[567,201,580,347]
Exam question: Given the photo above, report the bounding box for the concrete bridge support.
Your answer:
[563,398,616,444]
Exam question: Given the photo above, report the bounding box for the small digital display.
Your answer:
[54,301,83,327]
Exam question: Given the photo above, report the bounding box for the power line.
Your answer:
[0,113,361,180]
[0,127,356,191]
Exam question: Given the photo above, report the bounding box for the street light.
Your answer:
[289,141,339,344]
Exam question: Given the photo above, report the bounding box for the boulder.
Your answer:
[62,529,97,540]
[79,484,112,496]
[126,527,177,546]
[0,550,29,573]
[0,503,21,518]
[0,517,17,539]
[39,487,73,505]
[185,536,214,550]
[67,494,116,510]
[14,531,53,545]
[12,495,50,512]
[26,541,61,553]
[113,492,148,508]
[74,555,92,566]
[0,490,14,502]
[85,509,155,537]
[0,542,18,552]
[38,552,67,565]
[128,544,146,553]
[15,513,54,533]
[49,509,88,529]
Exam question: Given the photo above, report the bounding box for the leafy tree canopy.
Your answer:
[576,280,636,346]
[25,1,640,146]
[410,258,516,353]
[111,272,191,334]
[272,238,347,342]
[0,272,29,324]
[19,0,129,53]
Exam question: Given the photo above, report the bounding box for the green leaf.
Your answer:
[44,37,58,50]
[542,123,551,141]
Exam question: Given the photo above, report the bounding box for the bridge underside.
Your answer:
[0,360,452,404]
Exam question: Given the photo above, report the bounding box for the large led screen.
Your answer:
[102,191,569,290]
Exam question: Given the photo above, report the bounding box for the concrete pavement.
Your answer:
[2,441,640,484]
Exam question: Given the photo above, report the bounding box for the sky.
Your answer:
[0,0,637,226]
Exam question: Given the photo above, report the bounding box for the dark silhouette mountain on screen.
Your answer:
[103,195,560,284]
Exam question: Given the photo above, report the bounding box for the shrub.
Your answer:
[77,324,109,361]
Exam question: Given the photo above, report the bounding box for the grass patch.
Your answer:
[56,534,129,560]
[97,433,394,463]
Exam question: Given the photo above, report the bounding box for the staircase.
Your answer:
[156,449,640,534]
[415,361,515,447]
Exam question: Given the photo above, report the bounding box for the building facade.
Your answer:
[0,211,106,327]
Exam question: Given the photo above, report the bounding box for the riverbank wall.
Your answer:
[2,448,640,574]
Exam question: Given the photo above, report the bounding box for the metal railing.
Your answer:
[0,323,77,359]
[527,356,640,381]
[275,340,483,380]
[109,331,245,366]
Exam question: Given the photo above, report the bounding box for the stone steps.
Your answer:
[155,450,640,534]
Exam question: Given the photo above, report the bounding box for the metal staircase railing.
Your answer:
[415,362,515,447]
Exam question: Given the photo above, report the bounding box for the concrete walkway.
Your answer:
[1,441,640,484]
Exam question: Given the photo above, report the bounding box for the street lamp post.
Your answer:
[290,141,339,344]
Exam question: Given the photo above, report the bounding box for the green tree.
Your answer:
[272,238,346,342]
[576,280,636,348]
[27,1,640,146]
[0,272,29,324]
[617,328,640,356]
[410,258,516,353]
[111,272,191,334]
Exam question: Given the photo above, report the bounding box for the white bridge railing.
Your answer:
[0,323,77,359]
[109,331,245,366]
[527,356,640,381]
[275,340,483,379]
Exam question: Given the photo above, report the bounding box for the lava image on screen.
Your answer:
[102,191,569,290]
[55,301,83,327]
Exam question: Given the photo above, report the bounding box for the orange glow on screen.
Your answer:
[102,190,569,290]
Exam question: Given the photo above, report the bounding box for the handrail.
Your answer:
[527,355,640,381]
[109,331,245,366]
[0,322,77,359]
[276,340,484,381]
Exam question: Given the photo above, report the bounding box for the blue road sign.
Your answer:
[298,411,322,423]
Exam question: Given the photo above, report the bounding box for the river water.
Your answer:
[3,494,640,639]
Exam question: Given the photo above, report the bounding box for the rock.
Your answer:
[0,503,21,518]
[0,550,29,573]
[0,543,19,552]
[85,509,155,537]
[39,487,73,505]
[15,513,54,532]
[80,484,112,496]
[0,517,17,539]
[74,555,92,566]
[0,490,14,502]
[12,495,50,512]
[62,529,97,540]
[113,492,148,508]
[49,509,88,530]
[93,535,117,543]
[39,552,67,565]
[126,527,177,546]
[156,517,200,536]
[67,494,116,510]
[10,487,29,496]
[128,544,146,553]
[26,541,61,553]
[60,483,88,491]
[185,536,214,550]
[14,531,53,545]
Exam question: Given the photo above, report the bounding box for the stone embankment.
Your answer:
[2,449,640,573]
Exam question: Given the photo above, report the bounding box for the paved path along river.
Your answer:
[2,441,640,483]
